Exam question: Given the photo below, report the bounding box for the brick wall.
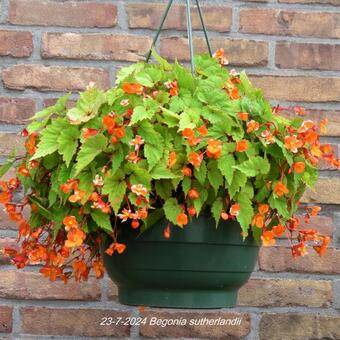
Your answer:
[0,0,340,339]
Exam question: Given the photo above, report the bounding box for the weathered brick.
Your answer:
[0,97,35,124]
[278,108,340,137]
[107,281,118,300]
[239,9,340,38]
[21,307,131,337]
[0,133,25,156]
[259,246,340,274]
[127,3,232,32]
[9,0,117,27]
[160,37,268,66]
[2,65,110,92]
[250,75,340,102]
[42,33,152,62]
[139,310,250,339]
[276,42,340,71]
[302,177,340,204]
[0,30,32,57]
[0,238,17,265]
[298,215,334,237]
[260,313,340,340]
[0,306,12,333]
[238,278,332,307]
[43,98,76,109]
[279,0,340,4]
[0,271,101,300]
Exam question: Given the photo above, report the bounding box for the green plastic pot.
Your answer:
[103,213,259,309]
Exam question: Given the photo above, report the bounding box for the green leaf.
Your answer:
[144,143,163,170]
[211,197,223,226]
[111,144,125,175]
[91,210,112,234]
[233,156,270,177]
[194,159,207,185]
[193,189,208,215]
[32,119,69,160]
[227,170,247,199]
[138,121,163,144]
[236,191,254,234]
[182,176,191,195]
[218,154,235,185]
[150,164,178,179]
[0,150,16,178]
[163,198,182,225]
[116,63,144,84]
[102,173,126,214]
[130,106,154,125]
[74,134,107,175]
[155,180,172,200]
[207,160,223,193]
[160,108,180,127]
[57,126,80,167]
[268,194,290,219]
[151,48,172,71]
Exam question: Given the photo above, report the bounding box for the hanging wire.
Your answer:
[145,0,212,75]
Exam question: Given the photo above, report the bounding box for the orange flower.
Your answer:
[60,179,78,194]
[221,211,229,220]
[298,120,315,133]
[252,213,264,228]
[69,189,86,203]
[92,259,105,278]
[291,242,307,257]
[19,221,30,237]
[261,231,276,246]
[272,224,285,236]
[25,133,37,156]
[293,162,305,174]
[206,139,222,159]
[236,140,248,152]
[182,128,194,138]
[313,236,330,256]
[0,191,11,204]
[113,127,125,139]
[176,213,188,227]
[131,220,140,229]
[18,165,30,177]
[294,106,305,116]
[126,152,141,164]
[213,48,229,66]
[246,120,260,133]
[105,242,127,256]
[273,181,289,197]
[167,151,177,169]
[188,152,203,168]
[72,260,89,282]
[163,225,171,239]
[320,118,328,134]
[284,136,303,153]
[188,188,200,200]
[131,184,148,197]
[65,228,86,248]
[238,112,249,121]
[187,206,197,216]
[310,206,321,216]
[83,128,99,139]
[102,113,116,131]
[198,125,208,136]
[258,204,269,215]
[63,216,78,230]
[122,83,144,95]
[40,266,62,282]
[229,87,240,100]
[230,203,240,216]
[181,167,192,177]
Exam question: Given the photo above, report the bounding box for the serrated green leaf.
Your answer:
[268,194,290,219]
[32,119,69,160]
[111,144,125,175]
[207,160,223,193]
[91,210,112,234]
[211,197,223,226]
[217,154,235,185]
[233,156,270,177]
[102,173,126,214]
[150,164,178,179]
[163,198,182,225]
[194,159,207,185]
[74,134,107,175]
[130,106,154,125]
[57,126,80,167]
[182,176,191,195]
[236,191,254,234]
[0,150,16,178]
[227,170,247,199]
[144,143,163,170]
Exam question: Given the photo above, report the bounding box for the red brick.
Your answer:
[160,37,268,66]
[127,3,232,32]
[2,65,110,92]
[279,0,340,4]
[9,0,117,27]
[276,42,340,71]
[0,30,33,57]
[43,98,76,109]
[0,97,35,124]
[42,33,152,62]
[278,107,340,137]
[0,133,25,156]
[0,306,12,333]
[0,238,17,265]
[0,271,101,300]
[260,314,340,339]
[139,310,250,339]
[21,307,131,337]
[239,9,340,38]
[250,75,340,102]
[302,177,340,204]
[238,278,332,307]
[259,246,340,274]
[298,215,334,237]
